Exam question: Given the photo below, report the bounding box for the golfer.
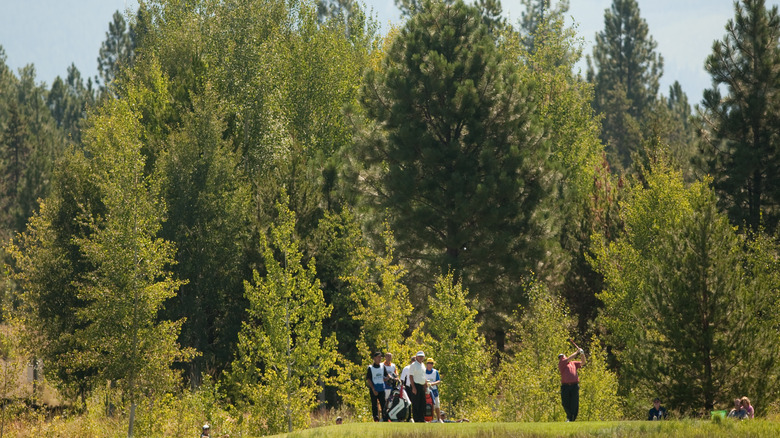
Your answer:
[558,347,586,422]
[409,351,427,422]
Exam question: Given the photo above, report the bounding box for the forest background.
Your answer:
[1,0,780,436]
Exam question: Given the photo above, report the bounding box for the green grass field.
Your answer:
[278,420,780,438]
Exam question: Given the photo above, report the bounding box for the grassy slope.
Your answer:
[279,420,780,438]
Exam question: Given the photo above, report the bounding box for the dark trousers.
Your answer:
[404,386,413,421]
[370,389,387,421]
[561,383,579,421]
[412,383,426,422]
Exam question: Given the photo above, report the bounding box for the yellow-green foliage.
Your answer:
[428,273,493,420]
[496,281,621,422]
[578,337,623,421]
[228,194,337,434]
[496,281,570,422]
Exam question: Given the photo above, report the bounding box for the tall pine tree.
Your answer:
[592,162,780,414]
[587,0,663,172]
[698,0,780,233]
[359,0,549,340]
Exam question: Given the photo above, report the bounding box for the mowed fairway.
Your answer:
[278,420,780,437]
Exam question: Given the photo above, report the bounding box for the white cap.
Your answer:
[416,351,425,357]
[203,424,210,429]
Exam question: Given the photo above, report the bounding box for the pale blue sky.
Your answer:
[0,0,775,105]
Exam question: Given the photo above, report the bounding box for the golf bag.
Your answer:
[424,386,434,422]
[384,373,411,422]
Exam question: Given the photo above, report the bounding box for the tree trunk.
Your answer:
[127,402,137,438]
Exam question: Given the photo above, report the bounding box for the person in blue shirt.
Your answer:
[425,358,442,422]
[366,352,389,421]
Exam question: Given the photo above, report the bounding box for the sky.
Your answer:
[0,0,777,105]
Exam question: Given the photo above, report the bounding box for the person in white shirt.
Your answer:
[398,355,415,420]
[382,352,397,401]
[409,351,427,422]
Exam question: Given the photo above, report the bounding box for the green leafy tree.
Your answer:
[335,225,420,417]
[157,82,253,385]
[641,81,697,182]
[698,0,780,233]
[312,209,367,363]
[229,195,337,434]
[496,281,620,422]
[503,12,613,330]
[347,226,412,358]
[359,0,549,337]
[587,0,663,172]
[427,273,492,419]
[6,143,106,401]
[592,161,780,414]
[519,0,569,53]
[72,86,193,437]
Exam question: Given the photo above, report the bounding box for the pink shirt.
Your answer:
[559,358,582,384]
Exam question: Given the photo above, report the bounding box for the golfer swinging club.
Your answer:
[558,340,586,422]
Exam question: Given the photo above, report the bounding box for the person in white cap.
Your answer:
[200,424,210,437]
[409,351,427,422]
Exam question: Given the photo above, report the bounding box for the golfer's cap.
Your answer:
[426,358,434,364]
[416,351,425,357]
[558,353,565,359]
[203,424,210,429]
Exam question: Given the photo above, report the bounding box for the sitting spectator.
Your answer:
[335,416,343,425]
[440,411,469,423]
[727,398,748,419]
[741,396,754,419]
[647,397,667,420]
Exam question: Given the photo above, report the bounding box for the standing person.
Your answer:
[409,351,428,422]
[741,397,754,419]
[647,397,667,420]
[425,358,442,422]
[399,355,415,421]
[383,352,397,401]
[557,348,586,422]
[366,352,388,421]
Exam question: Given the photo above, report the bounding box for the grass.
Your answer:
[278,419,780,438]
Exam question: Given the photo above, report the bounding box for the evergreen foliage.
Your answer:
[587,0,663,172]
[156,81,253,386]
[592,161,780,414]
[7,0,780,429]
[359,0,549,337]
[699,0,780,233]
